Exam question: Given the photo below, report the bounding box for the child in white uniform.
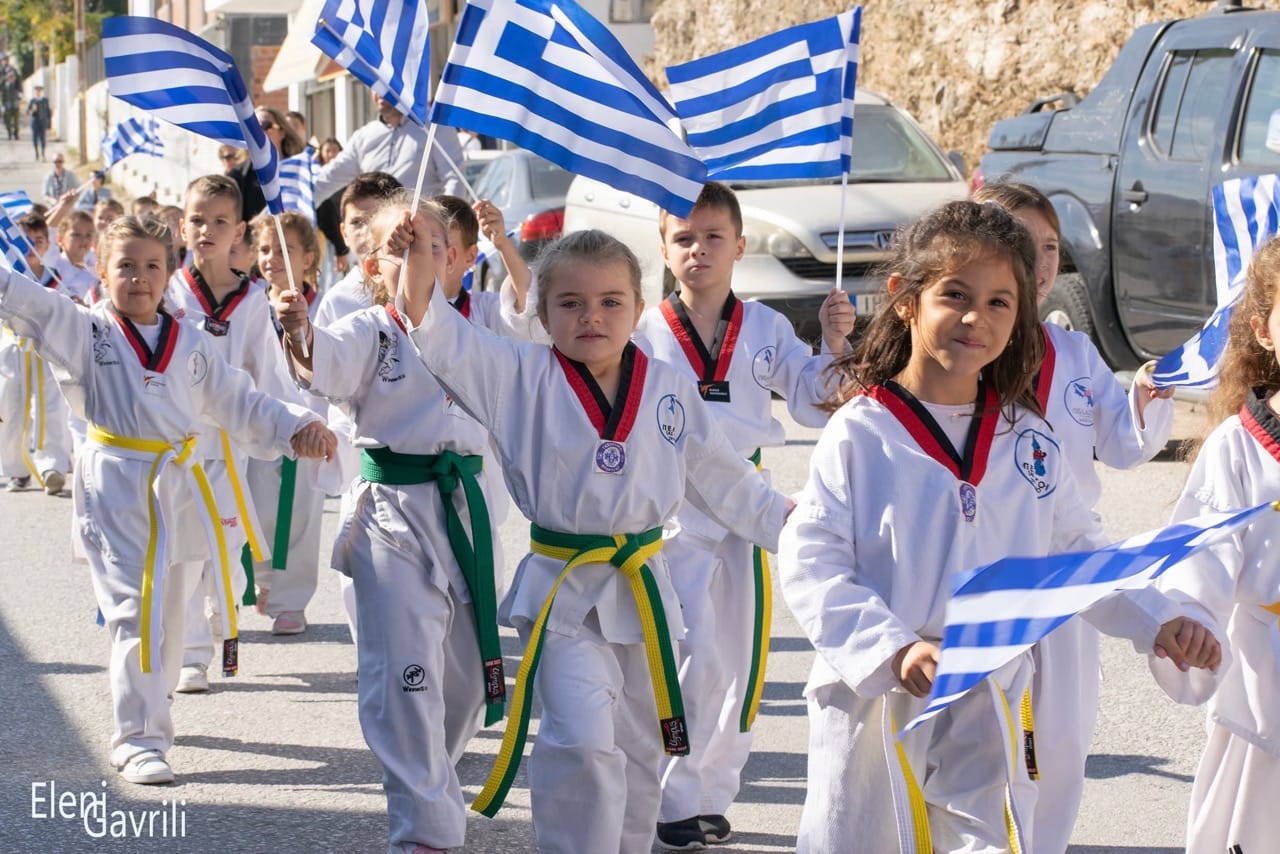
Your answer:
[392,215,791,854]
[0,215,335,785]
[1149,235,1280,854]
[633,182,854,849]
[972,181,1178,853]
[274,196,513,854]
[778,201,1215,853]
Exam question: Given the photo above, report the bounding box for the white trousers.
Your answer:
[659,530,756,821]
[245,456,324,615]
[345,493,484,852]
[1186,721,1280,854]
[1029,617,1101,854]
[0,353,72,477]
[526,613,665,854]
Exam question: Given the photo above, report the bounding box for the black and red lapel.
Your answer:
[553,342,648,441]
[658,291,743,381]
[108,306,179,372]
[182,266,252,321]
[1034,323,1057,413]
[867,378,1000,485]
[1242,388,1280,465]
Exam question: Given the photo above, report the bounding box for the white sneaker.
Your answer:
[175,664,209,694]
[42,470,65,495]
[119,750,174,785]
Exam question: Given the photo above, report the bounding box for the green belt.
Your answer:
[741,447,770,732]
[472,523,679,817]
[361,446,505,725]
[271,457,298,571]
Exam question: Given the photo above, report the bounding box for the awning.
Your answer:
[206,0,302,12]
[262,0,329,92]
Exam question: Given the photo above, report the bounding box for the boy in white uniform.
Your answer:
[394,215,791,854]
[633,181,854,849]
[0,215,335,785]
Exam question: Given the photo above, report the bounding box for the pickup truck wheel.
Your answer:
[1040,273,1094,339]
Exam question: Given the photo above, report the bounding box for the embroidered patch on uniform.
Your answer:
[484,658,506,703]
[187,351,208,385]
[594,440,626,474]
[751,346,777,389]
[402,663,428,693]
[92,323,119,366]
[142,373,167,396]
[1014,428,1060,498]
[656,394,686,445]
[376,331,405,382]
[173,307,186,320]
[204,317,230,337]
[661,715,690,755]
[1063,377,1095,427]
[959,482,978,523]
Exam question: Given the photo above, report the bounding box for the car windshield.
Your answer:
[529,156,575,199]
[725,104,954,189]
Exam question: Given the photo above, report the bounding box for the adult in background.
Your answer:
[231,105,305,222]
[27,84,51,161]
[312,92,463,206]
[75,171,113,211]
[42,153,75,207]
[315,137,350,278]
[1,55,20,140]
[218,144,246,175]
[286,110,318,150]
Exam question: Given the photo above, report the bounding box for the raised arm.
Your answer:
[0,265,92,382]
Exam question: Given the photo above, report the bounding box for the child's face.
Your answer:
[94,207,120,236]
[540,260,643,372]
[660,205,745,293]
[363,211,448,298]
[341,196,381,261]
[257,228,313,291]
[183,193,243,264]
[58,220,95,265]
[102,237,170,325]
[22,228,49,260]
[1012,207,1060,306]
[895,254,1019,386]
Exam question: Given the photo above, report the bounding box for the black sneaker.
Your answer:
[699,815,732,844]
[656,817,707,851]
[6,475,30,492]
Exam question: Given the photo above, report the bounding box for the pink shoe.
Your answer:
[271,611,306,635]
[254,588,269,615]
[409,847,446,854]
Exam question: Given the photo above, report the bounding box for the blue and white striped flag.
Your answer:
[312,0,433,126]
[1152,174,1280,389]
[0,191,33,219]
[903,499,1278,733]
[279,148,321,223]
[102,16,283,214]
[431,0,706,217]
[461,226,519,291]
[100,116,165,170]
[0,212,34,277]
[667,8,861,181]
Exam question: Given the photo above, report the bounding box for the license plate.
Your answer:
[854,292,885,317]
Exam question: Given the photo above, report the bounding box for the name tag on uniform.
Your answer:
[205,318,230,337]
[594,440,627,475]
[959,482,977,524]
[142,372,167,396]
[698,380,731,403]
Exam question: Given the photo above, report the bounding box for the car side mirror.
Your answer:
[947,150,966,176]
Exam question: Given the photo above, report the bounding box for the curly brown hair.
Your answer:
[824,200,1044,420]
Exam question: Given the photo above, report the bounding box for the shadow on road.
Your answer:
[1084,753,1194,783]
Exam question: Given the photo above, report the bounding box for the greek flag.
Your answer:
[431,0,706,216]
[0,212,34,277]
[100,116,165,170]
[101,16,283,214]
[903,500,1278,733]
[462,227,519,291]
[1152,174,1280,389]
[279,148,320,223]
[667,8,861,181]
[312,0,433,126]
[0,191,33,219]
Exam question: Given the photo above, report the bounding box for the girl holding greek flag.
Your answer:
[778,201,1214,853]
[384,209,789,854]
[0,215,336,787]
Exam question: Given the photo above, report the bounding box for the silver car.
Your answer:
[561,89,969,342]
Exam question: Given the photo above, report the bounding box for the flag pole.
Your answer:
[835,171,848,301]
[273,211,309,357]
[429,134,479,201]
[400,120,440,272]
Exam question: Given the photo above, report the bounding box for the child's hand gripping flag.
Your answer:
[902,500,1278,734]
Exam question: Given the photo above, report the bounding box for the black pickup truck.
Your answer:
[977,1,1280,369]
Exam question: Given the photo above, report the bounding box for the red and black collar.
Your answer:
[1242,388,1280,465]
[107,305,179,372]
[1033,323,1058,413]
[40,267,62,290]
[867,378,1000,485]
[451,290,471,319]
[659,291,742,382]
[553,341,647,441]
[182,265,252,321]
[385,303,407,333]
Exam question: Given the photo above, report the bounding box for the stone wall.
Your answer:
[648,0,1209,177]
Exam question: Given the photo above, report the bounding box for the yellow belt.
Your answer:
[86,426,239,677]
[218,430,266,562]
[15,337,47,486]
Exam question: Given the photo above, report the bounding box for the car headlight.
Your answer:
[742,220,812,259]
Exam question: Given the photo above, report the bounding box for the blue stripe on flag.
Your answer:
[0,212,34,277]
[0,192,33,219]
[312,0,430,126]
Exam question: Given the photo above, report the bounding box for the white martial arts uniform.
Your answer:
[1029,322,1175,853]
[406,284,790,854]
[0,266,317,769]
[779,382,1177,854]
[296,300,507,853]
[632,293,834,824]
[1148,391,1280,854]
[0,317,73,481]
[167,266,298,667]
